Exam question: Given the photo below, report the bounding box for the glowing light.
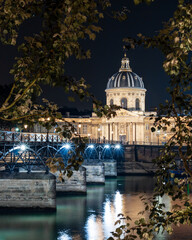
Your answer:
[24,124,28,129]
[98,128,101,131]
[115,144,121,149]
[85,215,103,240]
[88,144,94,149]
[20,144,27,151]
[63,143,71,150]
[88,133,91,137]
[47,117,50,121]
[114,191,123,216]
[103,200,114,238]
[78,124,81,128]
[58,232,72,240]
[104,144,110,149]
[15,127,19,132]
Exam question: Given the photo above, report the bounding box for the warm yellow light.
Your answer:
[78,124,81,128]
[47,117,50,121]
[24,124,28,129]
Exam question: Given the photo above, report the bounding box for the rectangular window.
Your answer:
[82,124,87,134]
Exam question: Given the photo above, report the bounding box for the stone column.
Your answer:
[130,123,133,144]
[126,123,129,142]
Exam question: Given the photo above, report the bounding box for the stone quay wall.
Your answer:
[103,160,117,177]
[55,166,86,194]
[83,163,105,184]
[117,145,162,174]
[0,172,56,210]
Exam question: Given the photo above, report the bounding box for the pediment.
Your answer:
[116,109,142,117]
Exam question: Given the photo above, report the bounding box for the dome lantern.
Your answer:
[119,53,132,72]
[106,54,145,89]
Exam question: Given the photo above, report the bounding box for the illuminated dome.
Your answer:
[106,54,145,89]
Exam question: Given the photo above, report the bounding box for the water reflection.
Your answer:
[0,214,56,240]
[0,176,192,240]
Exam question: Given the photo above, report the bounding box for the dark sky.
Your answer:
[0,0,178,111]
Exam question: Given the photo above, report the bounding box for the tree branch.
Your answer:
[0,78,38,113]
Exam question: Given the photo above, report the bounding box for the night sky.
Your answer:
[0,0,178,111]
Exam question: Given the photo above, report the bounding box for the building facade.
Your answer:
[35,54,173,145]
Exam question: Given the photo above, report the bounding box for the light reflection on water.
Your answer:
[0,176,192,240]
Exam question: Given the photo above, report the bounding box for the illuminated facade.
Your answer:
[35,54,173,144]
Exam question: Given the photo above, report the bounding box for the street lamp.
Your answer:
[88,133,91,143]
[78,124,81,134]
[98,127,101,143]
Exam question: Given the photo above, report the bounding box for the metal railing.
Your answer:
[88,138,165,146]
[0,131,167,146]
[0,131,63,143]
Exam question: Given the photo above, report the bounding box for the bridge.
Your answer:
[0,131,184,211]
[0,130,179,175]
[0,131,124,174]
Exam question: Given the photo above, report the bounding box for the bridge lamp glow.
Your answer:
[104,144,110,149]
[15,127,19,132]
[88,144,94,149]
[63,143,71,150]
[115,144,121,149]
[20,144,27,151]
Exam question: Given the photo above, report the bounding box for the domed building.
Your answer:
[35,54,172,145]
[97,53,153,143]
[106,53,146,113]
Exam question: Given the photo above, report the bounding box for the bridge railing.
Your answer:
[89,138,165,146]
[0,131,166,146]
[0,131,63,143]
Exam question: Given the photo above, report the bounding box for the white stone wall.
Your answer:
[105,88,146,112]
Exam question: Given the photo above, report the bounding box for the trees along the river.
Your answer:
[0,0,122,178]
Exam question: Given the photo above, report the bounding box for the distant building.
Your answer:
[35,54,173,145]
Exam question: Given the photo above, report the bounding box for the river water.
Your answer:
[0,176,192,240]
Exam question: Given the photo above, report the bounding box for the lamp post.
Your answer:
[15,127,21,142]
[98,127,101,143]
[88,133,91,143]
[46,117,50,142]
[78,124,81,135]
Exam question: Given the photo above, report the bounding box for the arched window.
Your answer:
[110,99,113,106]
[135,98,140,110]
[121,98,127,109]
